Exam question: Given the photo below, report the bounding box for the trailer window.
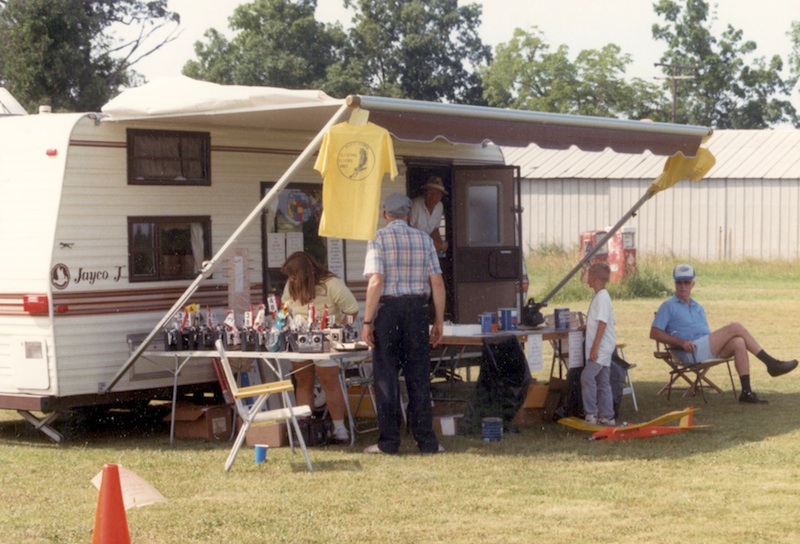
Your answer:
[128,217,211,282]
[127,129,210,185]
[467,184,500,245]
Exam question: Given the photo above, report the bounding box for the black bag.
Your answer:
[460,336,532,434]
[296,416,329,447]
[552,366,584,421]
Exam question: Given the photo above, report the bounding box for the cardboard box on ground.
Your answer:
[347,385,377,418]
[242,421,289,448]
[433,414,463,436]
[166,403,233,440]
[512,379,565,426]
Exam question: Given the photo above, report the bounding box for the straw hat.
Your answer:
[422,177,448,195]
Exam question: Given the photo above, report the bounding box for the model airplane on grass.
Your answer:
[557,406,708,441]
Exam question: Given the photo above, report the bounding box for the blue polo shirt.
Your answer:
[652,295,710,341]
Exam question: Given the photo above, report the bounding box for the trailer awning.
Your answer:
[347,95,711,156]
[101,77,712,156]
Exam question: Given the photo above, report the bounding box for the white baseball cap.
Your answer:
[673,263,696,281]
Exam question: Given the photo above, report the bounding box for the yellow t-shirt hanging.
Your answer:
[315,121,398,240]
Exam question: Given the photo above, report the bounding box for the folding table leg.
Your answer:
[337,362,356,447]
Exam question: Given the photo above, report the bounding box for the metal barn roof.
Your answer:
[504,129,800,180]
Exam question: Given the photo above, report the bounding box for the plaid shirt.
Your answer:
[363,219,441,297]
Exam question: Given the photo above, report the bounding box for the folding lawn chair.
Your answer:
[214,339,313,471]
[653,338,737,402]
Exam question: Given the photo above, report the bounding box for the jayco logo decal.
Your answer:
[50,264,125,289]
[51,264,71,290]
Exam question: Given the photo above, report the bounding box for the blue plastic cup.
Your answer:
[254,444,269,463]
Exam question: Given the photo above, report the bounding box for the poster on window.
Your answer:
[286,232,304,258]
[327,238,345,280]
[267,233,286,269]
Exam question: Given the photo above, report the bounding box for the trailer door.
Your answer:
[451,166,520,324]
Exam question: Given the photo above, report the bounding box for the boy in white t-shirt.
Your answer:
[582,262,617,426]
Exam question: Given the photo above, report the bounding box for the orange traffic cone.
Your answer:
[92,463,130,544]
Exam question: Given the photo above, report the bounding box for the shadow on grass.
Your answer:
[289,459,365,473]
[3,379,799,464]
[451,379,800,462]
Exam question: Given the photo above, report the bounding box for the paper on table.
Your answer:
[525,334,543,372]
[567,331,585,368]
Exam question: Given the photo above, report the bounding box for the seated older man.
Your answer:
[650,263,797,404]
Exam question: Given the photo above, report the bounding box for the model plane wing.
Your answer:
[558,407,704,439]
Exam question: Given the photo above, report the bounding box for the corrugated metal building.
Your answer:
[504,130,800,260]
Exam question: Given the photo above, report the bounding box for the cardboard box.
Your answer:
[348,385,377,418]
[244,421,289,448]
[433,414,463,436]
[167,403,233,440]
[513,379,565,426]
[521,383,549,409]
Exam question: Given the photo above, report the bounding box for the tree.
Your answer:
[0,0,179,113]
[788,20,800,95]
[343,0,490,103]
[652,0,796,128]
[183,0,349,93]
[480,28,665,119]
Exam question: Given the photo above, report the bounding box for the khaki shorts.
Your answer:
[675,335,714,365]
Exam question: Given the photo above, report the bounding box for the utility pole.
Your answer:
[654,63,697,123]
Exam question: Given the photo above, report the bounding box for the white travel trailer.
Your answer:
[0,77,711,439]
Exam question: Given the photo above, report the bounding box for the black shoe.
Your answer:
[767,359,798,377]
[739,390,768,404]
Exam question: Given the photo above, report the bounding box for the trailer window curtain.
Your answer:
[128,216,211,282]
[127,129,211,186]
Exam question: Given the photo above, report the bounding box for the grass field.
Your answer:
[2,257,800,543]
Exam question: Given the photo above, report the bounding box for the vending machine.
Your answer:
[606,226,637,282]
[579,230,608,282]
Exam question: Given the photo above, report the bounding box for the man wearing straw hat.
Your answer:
[410,175,448,253]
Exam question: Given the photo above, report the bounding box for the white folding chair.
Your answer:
[214,339,313,471]
[615,343,638,412]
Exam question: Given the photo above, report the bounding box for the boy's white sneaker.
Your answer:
[598,417,616,426]
[584,414,598,424]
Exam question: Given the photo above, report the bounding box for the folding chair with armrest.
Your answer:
[214,339,313,472]
[654,338,737,402]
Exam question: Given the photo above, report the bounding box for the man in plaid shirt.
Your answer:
[361,193,445,454]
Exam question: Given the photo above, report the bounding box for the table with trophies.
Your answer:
[141,305,370,447]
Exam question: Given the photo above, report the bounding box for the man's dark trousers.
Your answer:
[373,296,439,453]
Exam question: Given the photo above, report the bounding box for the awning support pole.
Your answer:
[539,189,655,306]
[103,102,351,393]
